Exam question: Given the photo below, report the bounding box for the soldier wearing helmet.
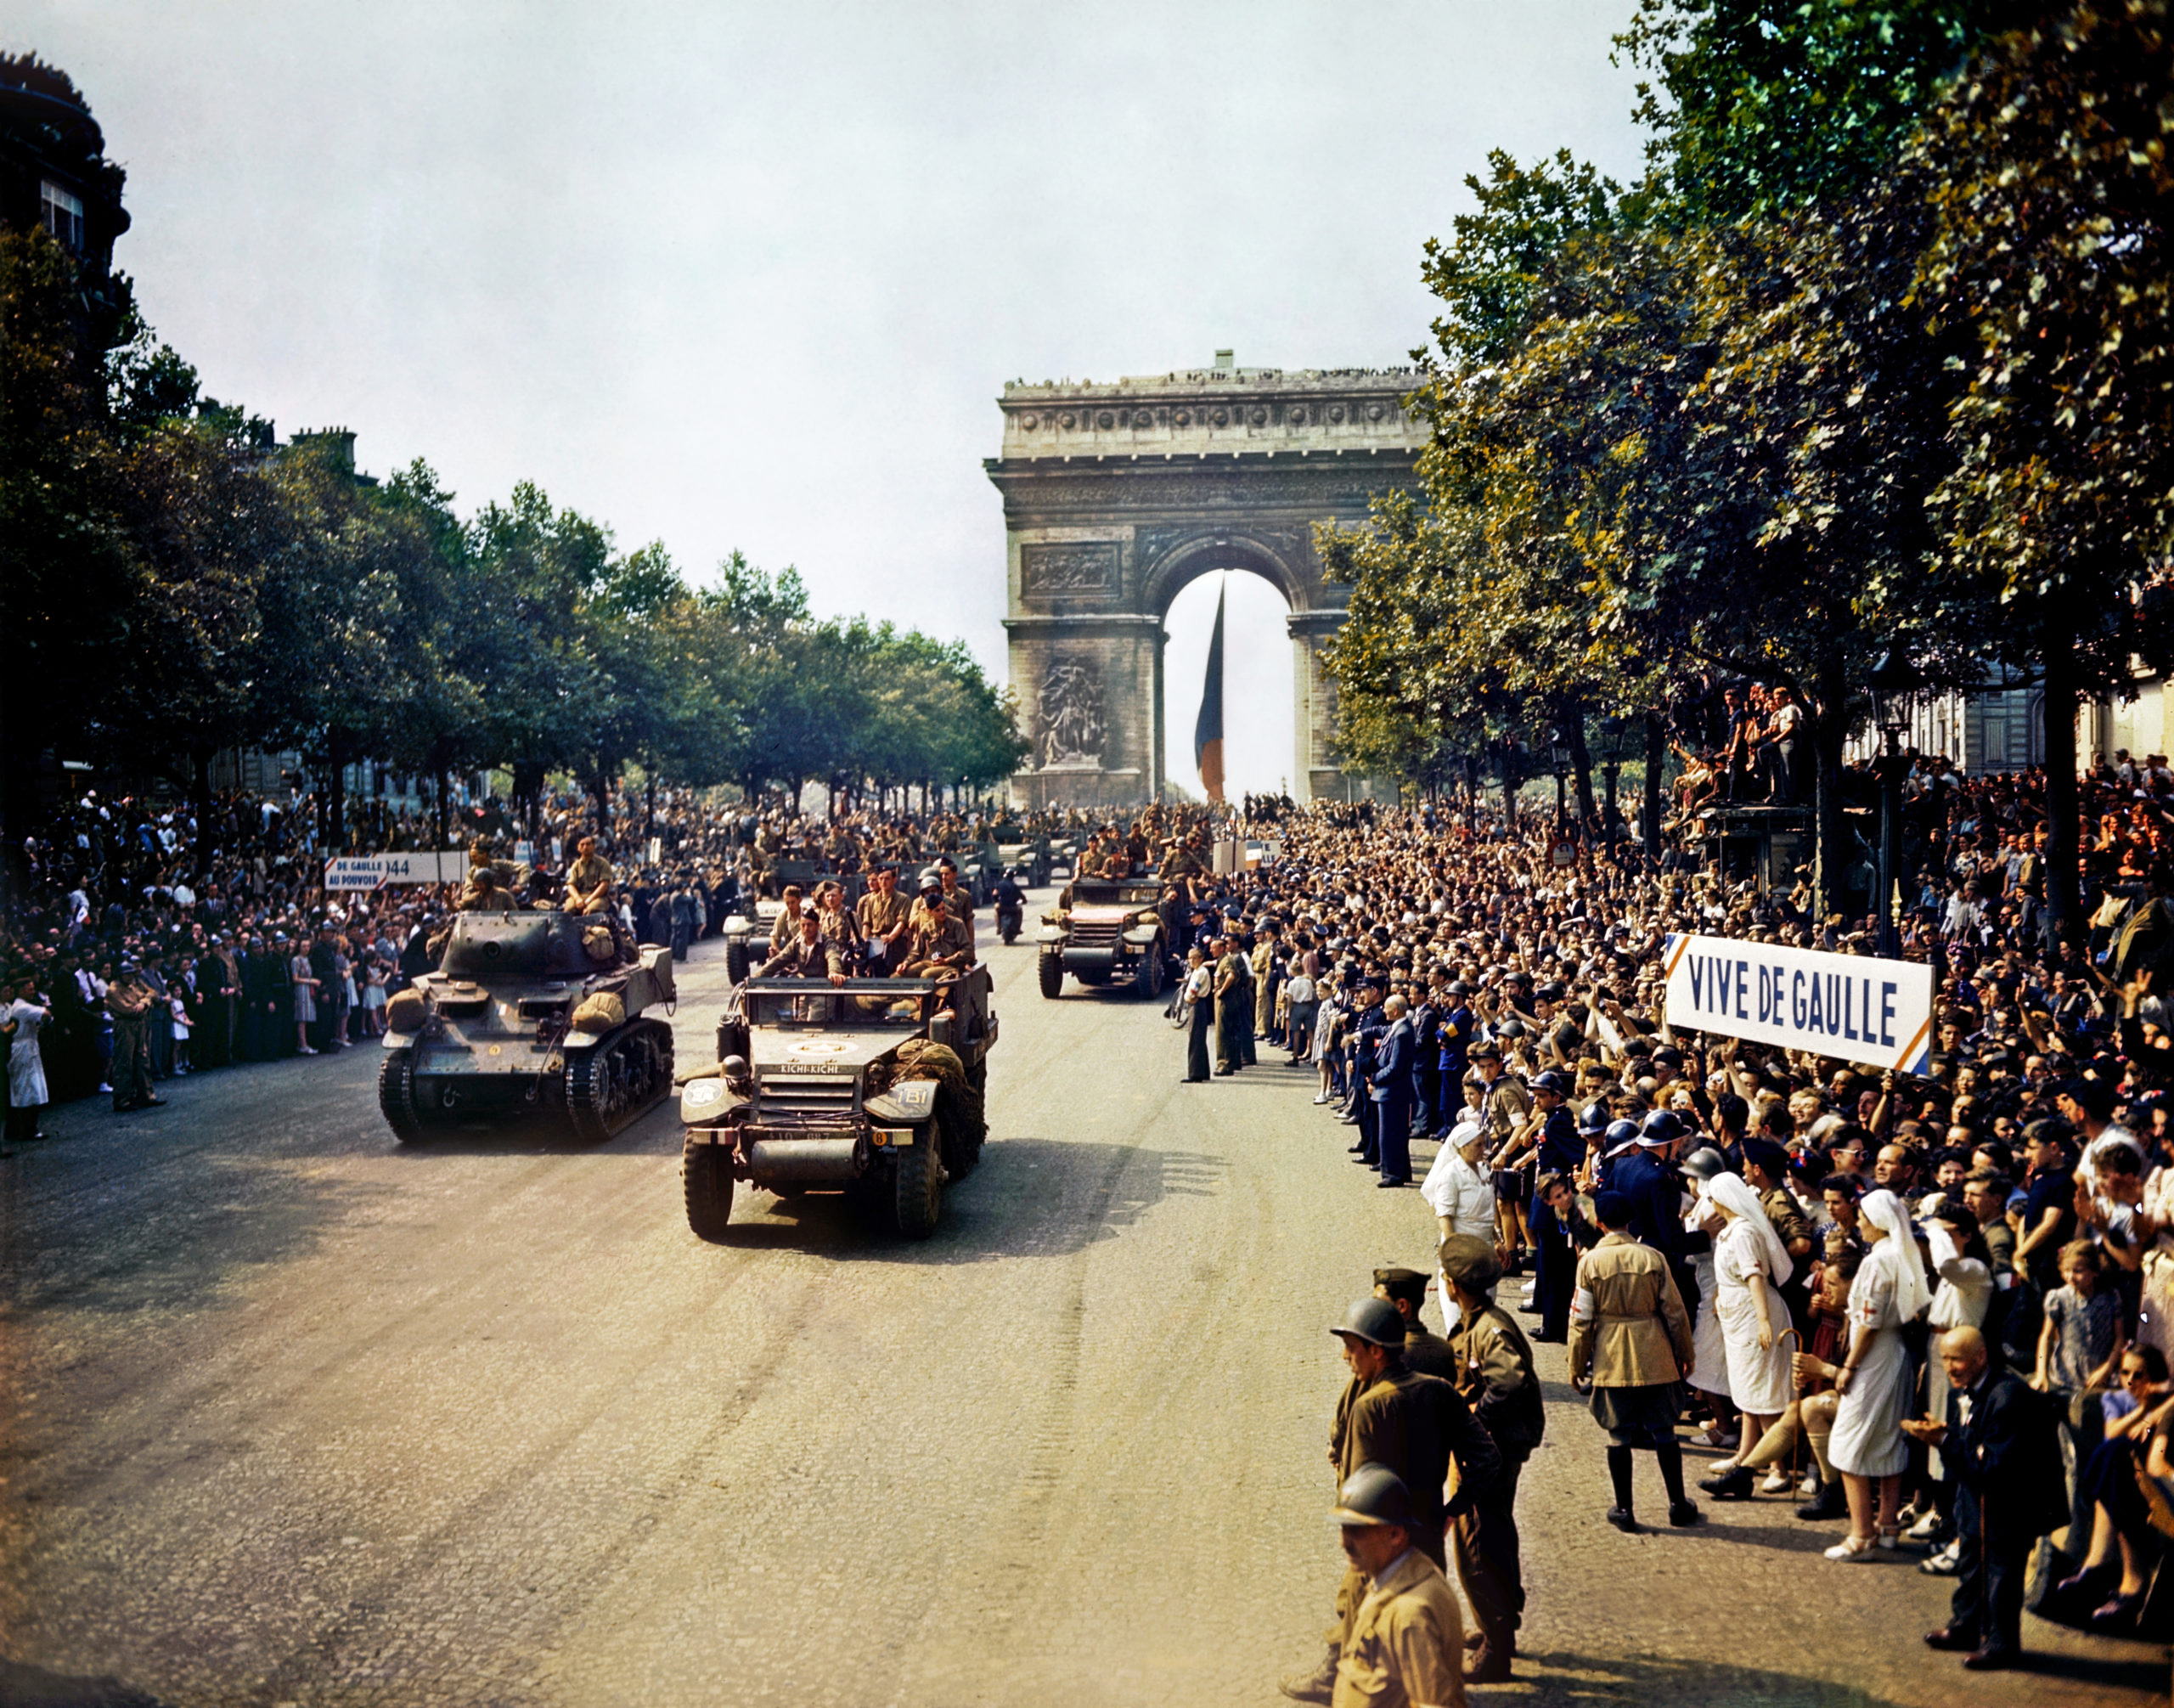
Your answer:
[1281,1297,1501,1705]
[1321,1466,1467,1708]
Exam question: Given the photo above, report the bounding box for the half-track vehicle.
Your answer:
[679,967,997,1240]
[994,833,1052,888]
[378,911,676,1143]
[1035,878,1169,1001]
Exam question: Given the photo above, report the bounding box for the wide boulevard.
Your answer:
[1,894,2161,1707]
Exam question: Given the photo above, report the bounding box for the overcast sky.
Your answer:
[11,1,1647,797]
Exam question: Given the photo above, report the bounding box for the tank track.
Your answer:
[565,1017,675,1143]
[379,1048,427,1143]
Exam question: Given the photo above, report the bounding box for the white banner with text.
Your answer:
[324,852,467,890]
[1663,933,1935,1074]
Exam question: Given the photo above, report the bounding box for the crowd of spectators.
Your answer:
[1169,753,2174,1684]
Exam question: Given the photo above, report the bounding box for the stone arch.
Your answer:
[987,364,1425,806]
[1137,528,1311,623]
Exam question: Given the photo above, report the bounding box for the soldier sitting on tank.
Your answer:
[565,836,616,916]
[755,910,850,987]
[457,840,524,912]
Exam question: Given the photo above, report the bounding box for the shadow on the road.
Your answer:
[706,1138,1230,1263]
[3,1150,398,1318]
[0,1657,171,1707]
[1505,1640,2166,1705]
[378,1101,684,1158]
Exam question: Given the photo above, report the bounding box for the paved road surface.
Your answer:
[2,898,2166,1706]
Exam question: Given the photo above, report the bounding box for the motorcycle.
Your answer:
[997,900,1023,944]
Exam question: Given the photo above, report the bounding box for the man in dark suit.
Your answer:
[1910,1325,2065,1671]
[1370,995,1416,1187]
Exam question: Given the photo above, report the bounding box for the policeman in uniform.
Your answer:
[1439,1234,1542,1683]
[1347,980,1388,1168]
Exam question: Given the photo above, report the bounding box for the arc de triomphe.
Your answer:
[987,354,1424,808]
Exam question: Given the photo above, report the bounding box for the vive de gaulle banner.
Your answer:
[1662,933,1935,1074]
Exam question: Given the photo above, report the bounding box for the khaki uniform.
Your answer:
[899,912,973,973]
[1253,939,1277,1036]
[1568,1232,1694,1388]
[1445,1302,1541,1662]
[856,887,910,943]
[566,852,616,916]
[1332,1548,1467,1708]
[1401,1327,1459,1381]
[757,931,848,981]
[1760,1184,1814,1258]
[1477,1074,1529,1148]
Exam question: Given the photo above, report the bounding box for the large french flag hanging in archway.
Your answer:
[1194,579,1225,803]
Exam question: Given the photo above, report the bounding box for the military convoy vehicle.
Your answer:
[1034,878,1170,1000]
[994,833,1053,888]
[378,910,676,1143]
[679,967,996,1239]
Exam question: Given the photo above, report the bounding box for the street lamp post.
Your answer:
[1867,647,1923,958]
[1550,732,1571,819]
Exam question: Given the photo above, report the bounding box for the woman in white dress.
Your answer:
[1922,1200,1993,1491]
[1681,1152,1737,1448]
[1824,1187,1930,1560]
[1708,1170,1795,1482]
[1422,1120,1496,1329]
[290,949,319,1056]
[3,976,53,1145]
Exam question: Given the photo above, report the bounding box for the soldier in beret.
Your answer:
[1373,1266,1457,1378]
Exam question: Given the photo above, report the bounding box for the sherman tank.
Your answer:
[378,910,676,1143]
[679,967,996,1240]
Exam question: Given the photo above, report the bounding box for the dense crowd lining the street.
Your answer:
[8,747,2174,1694]
[1161,760,2174,1695]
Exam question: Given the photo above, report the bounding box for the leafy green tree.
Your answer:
[1912,0,2174,934]
[1616,0,2033,223]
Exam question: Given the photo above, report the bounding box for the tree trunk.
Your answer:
[2042,645,2083,944]
[325,729,351,854]
[190,747,215,872]
[1564,710,1597,824]
[434,769,450,849]
[1811,653,1850,917]
[1642,713,1664,860]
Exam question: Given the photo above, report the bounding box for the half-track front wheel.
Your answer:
[725,939,751,985]
[1038,951,1064,1000]
[1134,948,1166,1001]
[683,1133,734,1241]
[379,1049,426,1144]
[893,1123,944,1238]
[566,1017,674,1143]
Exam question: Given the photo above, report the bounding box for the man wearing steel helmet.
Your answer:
[1325,1466,1467,1708]
[1281,1298,1499,1705]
